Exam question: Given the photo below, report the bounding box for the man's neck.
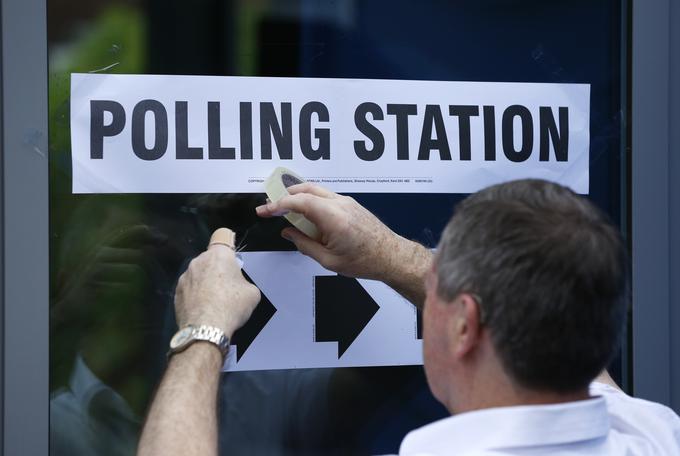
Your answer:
[454,384,591,414]
[449,361,591,414]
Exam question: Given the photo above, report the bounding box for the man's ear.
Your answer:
[452,293,483,358]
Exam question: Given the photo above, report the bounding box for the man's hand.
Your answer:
[175,228,261,338]
[138,228,260,456]
[256,183,432,307]
[256,183,400,280]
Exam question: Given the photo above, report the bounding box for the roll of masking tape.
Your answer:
[265,167,319,240]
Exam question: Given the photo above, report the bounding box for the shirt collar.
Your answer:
[400,396,610,454]
[69,355,138,424]
[70,354,107,408]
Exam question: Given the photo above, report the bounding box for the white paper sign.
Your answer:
[225,251,422,372]
[70,74,590,194]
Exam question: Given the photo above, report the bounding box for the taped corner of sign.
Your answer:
[265,167,319,240]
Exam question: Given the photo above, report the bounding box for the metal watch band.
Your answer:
[168,324,230,359]
[192,324,230,357]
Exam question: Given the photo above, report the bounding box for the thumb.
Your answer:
[282,227,329,261]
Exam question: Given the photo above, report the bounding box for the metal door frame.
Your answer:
[0,0,678,453]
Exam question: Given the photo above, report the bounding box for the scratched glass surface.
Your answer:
[48,1,628,454]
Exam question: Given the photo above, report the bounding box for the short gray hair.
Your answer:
[434,179,628,392]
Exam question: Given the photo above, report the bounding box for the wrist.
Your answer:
[168,342,224,371]
[381,235,419,279]
[169,323,230,361]
[369,231,404,281]
[382,236,432,303]
[177,315,237,341]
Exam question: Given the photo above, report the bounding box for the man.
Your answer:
[138,179,680,455]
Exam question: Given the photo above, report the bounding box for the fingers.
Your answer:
[204,228,241,270]
[244,281,262,307]
[257,193,334,226]
[281,227,333,267]
[255,200,289,218]
[95,246,146,264]
[92,263,147,282]
[104,224,168,249]
[255,183,336,218]
[286,182,336,199]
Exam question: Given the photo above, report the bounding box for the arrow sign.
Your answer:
[314,275,380,358]
[230,271,277,361]
[222,251,422,372]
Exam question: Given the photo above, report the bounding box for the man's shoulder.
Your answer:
[381,450,520,456]
[397,385,680,456]
[592,381,680,454]
[591,380,679,420]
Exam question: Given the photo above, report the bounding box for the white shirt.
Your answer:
[398,382,680,455]
[50,356,139,456]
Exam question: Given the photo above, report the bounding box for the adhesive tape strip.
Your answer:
[265,167,320,239]
[208,227,236,249]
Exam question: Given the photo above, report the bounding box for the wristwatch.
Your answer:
[168,324,230,359]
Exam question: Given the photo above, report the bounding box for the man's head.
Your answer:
[424,179,628,409]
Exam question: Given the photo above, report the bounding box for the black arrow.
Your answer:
[314,275,379,358]
[231,271,277,362]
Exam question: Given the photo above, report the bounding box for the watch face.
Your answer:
[170,326,194,349]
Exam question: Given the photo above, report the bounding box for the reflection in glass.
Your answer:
[49,1,626,454]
